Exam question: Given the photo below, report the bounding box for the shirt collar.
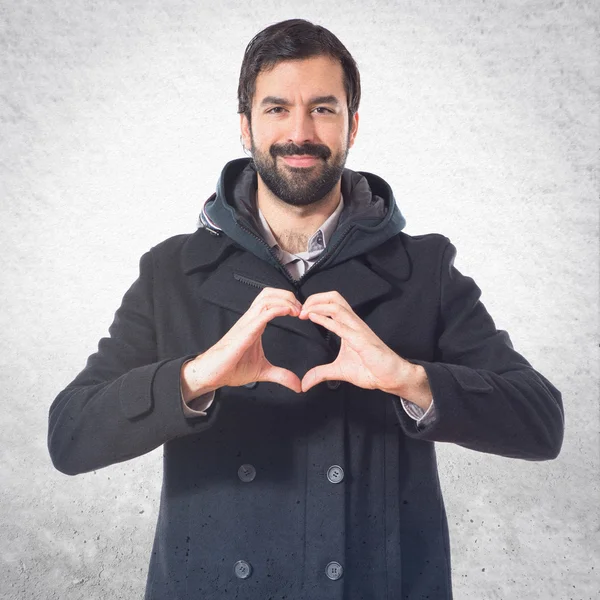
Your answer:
[256,195,345,254]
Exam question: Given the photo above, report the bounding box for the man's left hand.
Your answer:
[299,291,432,411]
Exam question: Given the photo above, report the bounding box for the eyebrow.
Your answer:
[260,95,341,107]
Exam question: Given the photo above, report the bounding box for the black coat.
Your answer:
[48,159,564,600]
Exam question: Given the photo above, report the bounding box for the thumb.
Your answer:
[262,364,303,394]
[301,363,336,393]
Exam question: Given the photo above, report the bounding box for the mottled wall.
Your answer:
[1,1,598,598]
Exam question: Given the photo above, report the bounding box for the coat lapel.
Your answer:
[182,227,410,347]
[298,259,394,309]
[190,248,329,347]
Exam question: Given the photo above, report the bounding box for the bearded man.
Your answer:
[48,18,564,600]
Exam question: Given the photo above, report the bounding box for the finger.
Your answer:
[243,304,298,335]
[253,287,302,310]
[241,298,300,329]
[303,303,359,331]
[302,290,350,311]
[261,364,302,394]
[299,302,357,328]
[227,304,297,350]
[300,298,353,321]
[306,311,365,349]
[301,363,337,393]
[251,297,302,320]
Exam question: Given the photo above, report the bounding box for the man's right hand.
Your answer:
[180,287,303,403]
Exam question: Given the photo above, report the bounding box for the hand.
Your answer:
[298,291,432,409]
[181,288,303,401]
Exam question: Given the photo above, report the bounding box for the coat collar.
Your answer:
[203,158,408,272]
[182,224,411,281]
[181,228,411,347]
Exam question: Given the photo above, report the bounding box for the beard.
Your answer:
[250,136,349,207]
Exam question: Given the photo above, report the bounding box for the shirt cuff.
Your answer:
[179,358,216,417]
[400,396,437,428]
[181,390,216,417]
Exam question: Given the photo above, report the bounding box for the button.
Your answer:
[234,560,252,579]
[327,380,341,390]
[238,464,256,482]
[325,561,343,580]
[327,465,344,484]
[244,381,258,389]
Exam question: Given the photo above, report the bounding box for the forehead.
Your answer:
[253,55,346,104]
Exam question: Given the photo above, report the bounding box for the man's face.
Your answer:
[241,55,359,207]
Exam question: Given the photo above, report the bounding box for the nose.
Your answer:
[287,110,316,147]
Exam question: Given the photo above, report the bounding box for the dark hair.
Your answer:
[237,19,361,127]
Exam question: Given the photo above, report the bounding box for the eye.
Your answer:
[266,107,286,114]
[313,107,335,114]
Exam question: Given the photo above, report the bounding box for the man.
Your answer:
[48,19,564,600]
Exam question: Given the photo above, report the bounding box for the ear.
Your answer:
[348,112,359,149]
[240,113,251,152]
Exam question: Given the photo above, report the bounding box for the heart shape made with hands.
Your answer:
[183,289,429,410]
[256,290,411,396]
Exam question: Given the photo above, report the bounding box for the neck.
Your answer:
[256,178,341,254]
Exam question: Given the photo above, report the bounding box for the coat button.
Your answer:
[325,561,343,580]
[326,465,344,484]
[327,380,341,390]
[234,560,252,579]
[238,464,256,482]
[244,381,258,389]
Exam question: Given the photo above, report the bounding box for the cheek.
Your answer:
[319,123,348,147]
[251,125,281,149]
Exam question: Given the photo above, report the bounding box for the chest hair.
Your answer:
[278,231,310,254]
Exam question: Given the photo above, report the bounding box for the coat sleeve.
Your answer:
[48,249,220,476]
[393,239,564,461]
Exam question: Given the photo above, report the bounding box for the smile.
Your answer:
[281,155,321,167]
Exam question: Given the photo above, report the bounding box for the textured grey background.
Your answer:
[1,1,598,598]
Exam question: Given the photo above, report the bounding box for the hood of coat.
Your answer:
[201,158,406,274]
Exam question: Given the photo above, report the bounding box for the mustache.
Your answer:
[270,142,331,160]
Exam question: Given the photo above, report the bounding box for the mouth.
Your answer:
[281,155,321,168]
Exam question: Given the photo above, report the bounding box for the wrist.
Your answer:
[180,355,218,404]
[384,359,432,411]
